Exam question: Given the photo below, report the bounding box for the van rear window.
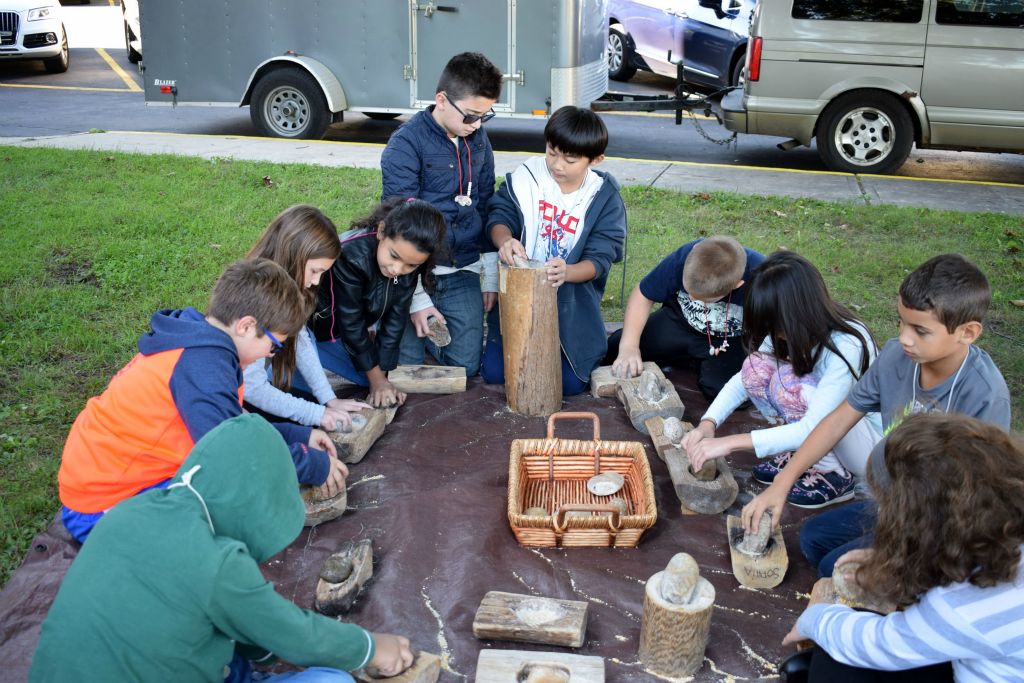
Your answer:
[936,0,1024,26]
[791,0,924,22]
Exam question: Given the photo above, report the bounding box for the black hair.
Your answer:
[544,106,609,160]
[899,254,990,332]
[435,52,503,101]
[352,198,447,290]
[743,251,874,378]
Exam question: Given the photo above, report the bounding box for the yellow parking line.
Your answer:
[95,47,142,92]
[0,82,134,92]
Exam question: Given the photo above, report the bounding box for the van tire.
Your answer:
[250,69,331,140]
[124,16,141,64]
[608,27,637,82]
[817,92,913,174]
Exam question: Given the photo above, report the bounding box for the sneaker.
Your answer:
[751,451,793,485]
[787,468,855,509]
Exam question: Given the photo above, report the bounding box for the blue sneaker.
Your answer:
[751,451,792,485]
[787,468,855,509]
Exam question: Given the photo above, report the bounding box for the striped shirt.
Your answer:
[798,550,1024,682]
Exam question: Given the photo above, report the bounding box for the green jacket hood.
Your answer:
[174,414,304,562]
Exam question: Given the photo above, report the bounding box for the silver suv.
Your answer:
[722,0,1024,174]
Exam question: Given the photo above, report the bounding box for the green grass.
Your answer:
[0,147,1021,586]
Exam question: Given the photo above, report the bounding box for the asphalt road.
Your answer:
[3,2,1022,186]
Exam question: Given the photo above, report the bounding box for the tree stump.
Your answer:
[498,262,561,416]
[638,556,714,677]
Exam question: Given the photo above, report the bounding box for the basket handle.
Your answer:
[553,504,621,534]
[546,412,601,440]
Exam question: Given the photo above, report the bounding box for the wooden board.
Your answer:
[472,591,589,648]
[644,416,694,462]
[301,485,347,527]
[388,365,466,394]
[499,263,561,416]
[615,378,684,435]
[727,515,788,589]
[590,362,664,399]
[665,449,738,515]
[329,407,387,464]
[476,649,604,683]
[315,539,373,616]
[355,652,441,683]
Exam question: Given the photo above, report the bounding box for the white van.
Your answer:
[722,0,1024,174]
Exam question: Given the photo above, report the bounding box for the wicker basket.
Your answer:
[507,411,657,548]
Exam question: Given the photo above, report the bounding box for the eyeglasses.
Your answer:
[444,93,496,125]
[263,328,284,355]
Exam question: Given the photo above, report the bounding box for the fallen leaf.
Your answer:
[1011,300,1024,308]
[830,264,841,273]
[209,243,222,249]
[104,156,115,162]
[692,192,712,202]
[262,175,274,187]
[773,210,787,218]
[851,303,864,311]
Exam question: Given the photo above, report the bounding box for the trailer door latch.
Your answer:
[502,70,525,86]
[414,2,458,18]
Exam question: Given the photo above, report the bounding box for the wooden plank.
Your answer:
[314,539,373,616]
[727,515,788,589]
[476,649,604,683]
[388,365,466,394]
[615,372,684,435]
[644,416,694,462]
[665,448,738,515]
[472,591,589,648]
[329,407,387,464]
[590,362,664,398]
[355,652,441,683]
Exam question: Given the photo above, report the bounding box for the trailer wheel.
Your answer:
[364,112,401,121]
[250,69,331,140]
[816,91,913,175]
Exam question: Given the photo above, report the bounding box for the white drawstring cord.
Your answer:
[168,465,215,535]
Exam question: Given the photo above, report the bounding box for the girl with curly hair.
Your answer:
[783,412,1024,682]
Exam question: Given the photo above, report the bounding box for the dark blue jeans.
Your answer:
[799,500,876,577]
[398,270,484,376]
[291,339,370,390]
[480,306,587,396]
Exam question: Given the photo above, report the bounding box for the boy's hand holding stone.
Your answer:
[320,456,348,499]
[545,258,567,287]
[368,633,414,677]
[498,236,527,265]
[309,429,337,458]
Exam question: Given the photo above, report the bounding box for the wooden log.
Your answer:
[388,365,466,394]
[590,362,664,398]
[498,262,561,417]
[472,591,588,647]
[644,416,694,462]
[476,649,604,683]
[328,407,387,464]
[315,539,373,616]
[615,374,684,435]
[638,568,714,677]
[355,651,441,683]
[301,485,347,527]
[727,515,788,588]
[665,448,738,514]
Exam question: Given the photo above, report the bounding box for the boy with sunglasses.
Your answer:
[56,259,345,543]
[381,52,503,377]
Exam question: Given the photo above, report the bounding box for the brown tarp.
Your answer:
[0,371,821,682]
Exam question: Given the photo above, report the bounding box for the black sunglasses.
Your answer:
[445,93,496,125]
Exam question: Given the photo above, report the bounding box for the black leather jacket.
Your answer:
[310,230,418,373]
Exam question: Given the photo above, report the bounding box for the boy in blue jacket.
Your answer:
[482,106,627,395]
[380,52,503,377]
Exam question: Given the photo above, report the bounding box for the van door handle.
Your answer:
[414,2,457,17]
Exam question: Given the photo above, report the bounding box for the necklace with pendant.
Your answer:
[705,299,731,356]
[453,137,473,207]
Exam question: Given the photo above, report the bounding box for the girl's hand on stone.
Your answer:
[682,420,714,452]
[688,437,731,471]
[320,406,353,432]
[411,307,444,338]
[742,483,786,534]
[368,380,406,408]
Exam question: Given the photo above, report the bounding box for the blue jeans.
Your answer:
[227,653,354,682]
[399,270,484,376]
[292,339,370,390]
[61,478,172,544]
[480,306,587,396]
[799,500,876,577]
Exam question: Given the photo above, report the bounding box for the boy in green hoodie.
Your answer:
[30,414,412,682]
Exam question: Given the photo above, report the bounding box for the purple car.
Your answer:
[608,0,755,90]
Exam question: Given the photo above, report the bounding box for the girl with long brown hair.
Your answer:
[783,412,1024,682]
[244,205,369,431]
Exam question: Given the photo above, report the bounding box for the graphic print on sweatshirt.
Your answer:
[678,291,744,338]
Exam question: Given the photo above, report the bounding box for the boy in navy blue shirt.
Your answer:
[606,237,765,399]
